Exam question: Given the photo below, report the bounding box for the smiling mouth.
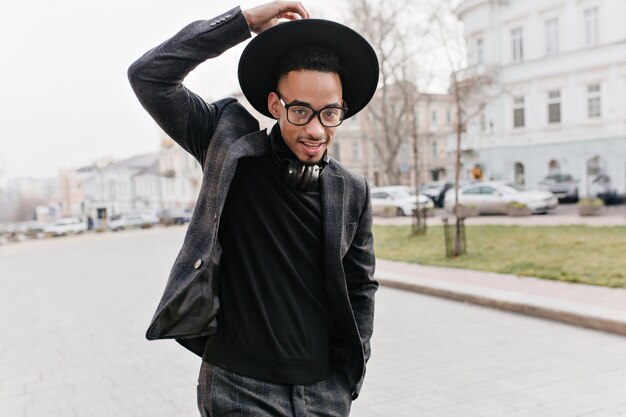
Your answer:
[303,143,323,150]
[301,141,326,150]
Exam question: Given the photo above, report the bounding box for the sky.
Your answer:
[0,0,456,181]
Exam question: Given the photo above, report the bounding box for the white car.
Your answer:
[371,186,435,217]
[44,218,88,236]
[107,213,159,231]
[444,182,558,215]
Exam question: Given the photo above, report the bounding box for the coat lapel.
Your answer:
[320,168,345,276]
[217,129,269,205]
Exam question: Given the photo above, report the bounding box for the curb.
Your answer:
[376,275,626,337]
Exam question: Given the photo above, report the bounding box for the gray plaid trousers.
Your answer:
[197,361,352,417]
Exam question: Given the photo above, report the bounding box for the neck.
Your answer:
[269,124,329,167]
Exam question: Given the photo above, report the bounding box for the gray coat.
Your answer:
[128,7,377,399]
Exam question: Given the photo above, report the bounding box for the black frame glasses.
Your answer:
[275,92,348,128]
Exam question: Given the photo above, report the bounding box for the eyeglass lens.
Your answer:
[287,105,344,127]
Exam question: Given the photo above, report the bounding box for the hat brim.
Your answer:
[238,19,379,120]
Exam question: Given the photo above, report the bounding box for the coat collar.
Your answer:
[230,128,270,158]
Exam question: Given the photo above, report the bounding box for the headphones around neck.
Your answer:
[269,128,329,192]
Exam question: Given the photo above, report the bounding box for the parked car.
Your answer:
[44,218,87,237]
[371,186,434,217]
[589,174,621,205]
[158,208,193,226]
[1,221,45,241]
[539,174,579,202]
[420,182,454,207]
[107,213,159,231]
[444,182,558,215]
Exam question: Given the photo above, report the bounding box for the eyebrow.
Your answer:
[286,98,343,108]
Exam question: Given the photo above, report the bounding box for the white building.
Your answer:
[159,136,203,211]
[83,153,161,221]
[455,0,626,197]
[58,167,93,217]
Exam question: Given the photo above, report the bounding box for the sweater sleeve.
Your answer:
[127,7,251,164]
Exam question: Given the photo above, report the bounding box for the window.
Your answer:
[431,110,437,123]
[511,27,524,62]
[587,84,601,118]
[109,179,116,199]
[547,90,561,124]
[331,143,340,160]
[584,7,599,46]
[432,140,438,158]
[446,110,452,125]
[545,18,559,54]
[371,143,379,160]
[476,38,484,64]
[351,141,361,161]
[548,159,561,175]
[514,163,526,186]
[462,186,481,195]
[513,96,525,128]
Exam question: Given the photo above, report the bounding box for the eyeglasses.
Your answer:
[275,92,348,128]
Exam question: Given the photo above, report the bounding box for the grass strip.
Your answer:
[373,225,626,288]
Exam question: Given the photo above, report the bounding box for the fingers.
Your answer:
[277,12,303,21]
[243,1,310,35]
[276,1,310,20]
[295,2,310,19]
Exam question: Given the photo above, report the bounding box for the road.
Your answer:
[1,227,626,417]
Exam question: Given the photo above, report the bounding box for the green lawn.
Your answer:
[373,225,626,288]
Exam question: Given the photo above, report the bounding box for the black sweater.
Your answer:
[203,149,332,384]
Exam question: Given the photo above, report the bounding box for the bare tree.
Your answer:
[0,153,7,221]
[432,0,496,256]
[0,151,6,178]
[10,195,45,222]
[347,0,431,187]
[348,0,446,235]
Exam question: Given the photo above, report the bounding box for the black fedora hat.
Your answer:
[238,18,379,120]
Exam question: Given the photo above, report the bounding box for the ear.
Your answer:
[267,92,281,119]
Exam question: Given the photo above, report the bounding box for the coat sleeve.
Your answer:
[343,179,378,396]
[127,7,251,165]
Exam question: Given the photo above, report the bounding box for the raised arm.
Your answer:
[127,7,250,164]
[127,2,310,165]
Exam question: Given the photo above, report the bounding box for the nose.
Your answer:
[304,115,325,139]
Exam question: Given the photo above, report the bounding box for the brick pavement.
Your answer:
[2,228,626,416]
[376,259,626,336]
[352,288,626,417]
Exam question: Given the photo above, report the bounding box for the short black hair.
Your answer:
[274,45,344,88]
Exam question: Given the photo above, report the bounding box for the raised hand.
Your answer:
[243,1,310,34]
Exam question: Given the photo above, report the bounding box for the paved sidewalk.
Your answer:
[3,228,626,417]
[376,259,626,336]
[374,204,626,227]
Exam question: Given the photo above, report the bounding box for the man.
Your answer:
[128,2,378,416]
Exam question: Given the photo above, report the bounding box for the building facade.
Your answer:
[82,153,161,221]
[335,90,456,187]
[158,135,203,211]
[456,0,626,197]
[58,167,92,217]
